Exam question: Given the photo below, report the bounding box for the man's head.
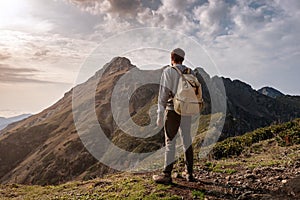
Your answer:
[171,48,185,65]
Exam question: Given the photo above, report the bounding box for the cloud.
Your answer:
[0,64,57,84]
[67,0,144,17]
[193,0,232,39]
[0,52,11,60]
[205,5,300,94]
[274,0,300,13]
[63,0,300,41]
[3,0,299,94]
[34,49,50,57]
[93,14,132,34]
[108,0,142,17]
[0,29,95,64]
[65,0,153,34]
[141,0,162,10]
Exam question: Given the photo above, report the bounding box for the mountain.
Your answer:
[0,57,300,185]
[0,57,162,185]
[221,79,300,139]
[1,119,299,199]
[194,70,300,140]
[258,86,284,98]
[0,114,31,131]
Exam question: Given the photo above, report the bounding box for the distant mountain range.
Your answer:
[195,69,300,140]
[0,114,31,131]
[0,57,299,185]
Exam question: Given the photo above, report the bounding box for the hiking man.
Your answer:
[153,48,195,184]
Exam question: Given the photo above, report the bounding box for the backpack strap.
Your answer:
[187,68,191,74]
[171,65,183,76]
[169,66,182,99]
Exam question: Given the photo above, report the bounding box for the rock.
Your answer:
[244,174,256,180]
[253,168,260,175]
[237,191,252,200]
[282,179,287,184]
[275,176,281,180]
[225,176,231,181]
[294,161,300,168]
[273,167,285,172]
[268,177,273,182]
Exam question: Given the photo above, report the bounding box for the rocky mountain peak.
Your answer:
[258,86,284,98]
[102,57,136,77]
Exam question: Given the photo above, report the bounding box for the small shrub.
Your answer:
[212,119,300,159]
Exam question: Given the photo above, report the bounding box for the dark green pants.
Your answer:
[163,110,193,175]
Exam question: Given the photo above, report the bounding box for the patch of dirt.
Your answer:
[150,160,300,200]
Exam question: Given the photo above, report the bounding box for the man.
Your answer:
[153,48,195,184]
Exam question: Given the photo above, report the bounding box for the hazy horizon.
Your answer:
[1,0,300,117]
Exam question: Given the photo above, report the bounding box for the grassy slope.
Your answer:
[0,174,187,200]
[0,119,299,200]
[211,118,300,159]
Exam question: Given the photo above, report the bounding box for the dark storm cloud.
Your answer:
[108,0,142,16]
[67,0,162,17]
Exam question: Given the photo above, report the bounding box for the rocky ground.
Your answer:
[181,161,300,199]
[188,140,300,199]
[0,139,299,199]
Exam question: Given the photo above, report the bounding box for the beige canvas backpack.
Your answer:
[171,66,203,116]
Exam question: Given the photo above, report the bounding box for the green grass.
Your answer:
[247,160,282,169]
[211,119,300,159]
[192,190,205,200]
[0,174,186,200]
[203,161,237,174]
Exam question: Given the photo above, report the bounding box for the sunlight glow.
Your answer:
[0,0,26,19]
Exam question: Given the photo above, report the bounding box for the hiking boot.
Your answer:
[182,170,195,182]
[153,173,172,184]
[186,174,196,182]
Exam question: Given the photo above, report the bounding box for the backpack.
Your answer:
[171,66,203,116]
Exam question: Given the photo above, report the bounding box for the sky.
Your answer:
[0,0,299,117]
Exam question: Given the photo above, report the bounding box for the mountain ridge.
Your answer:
[0,57,299,185]
[258,86,285,98]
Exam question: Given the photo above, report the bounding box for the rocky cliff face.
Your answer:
[221,79,300,139]
[194,69,300,140]
[0,57,299,185]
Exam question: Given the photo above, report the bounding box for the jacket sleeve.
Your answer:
[157,69,173,116]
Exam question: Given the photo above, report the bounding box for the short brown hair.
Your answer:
[171,48,185,63]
